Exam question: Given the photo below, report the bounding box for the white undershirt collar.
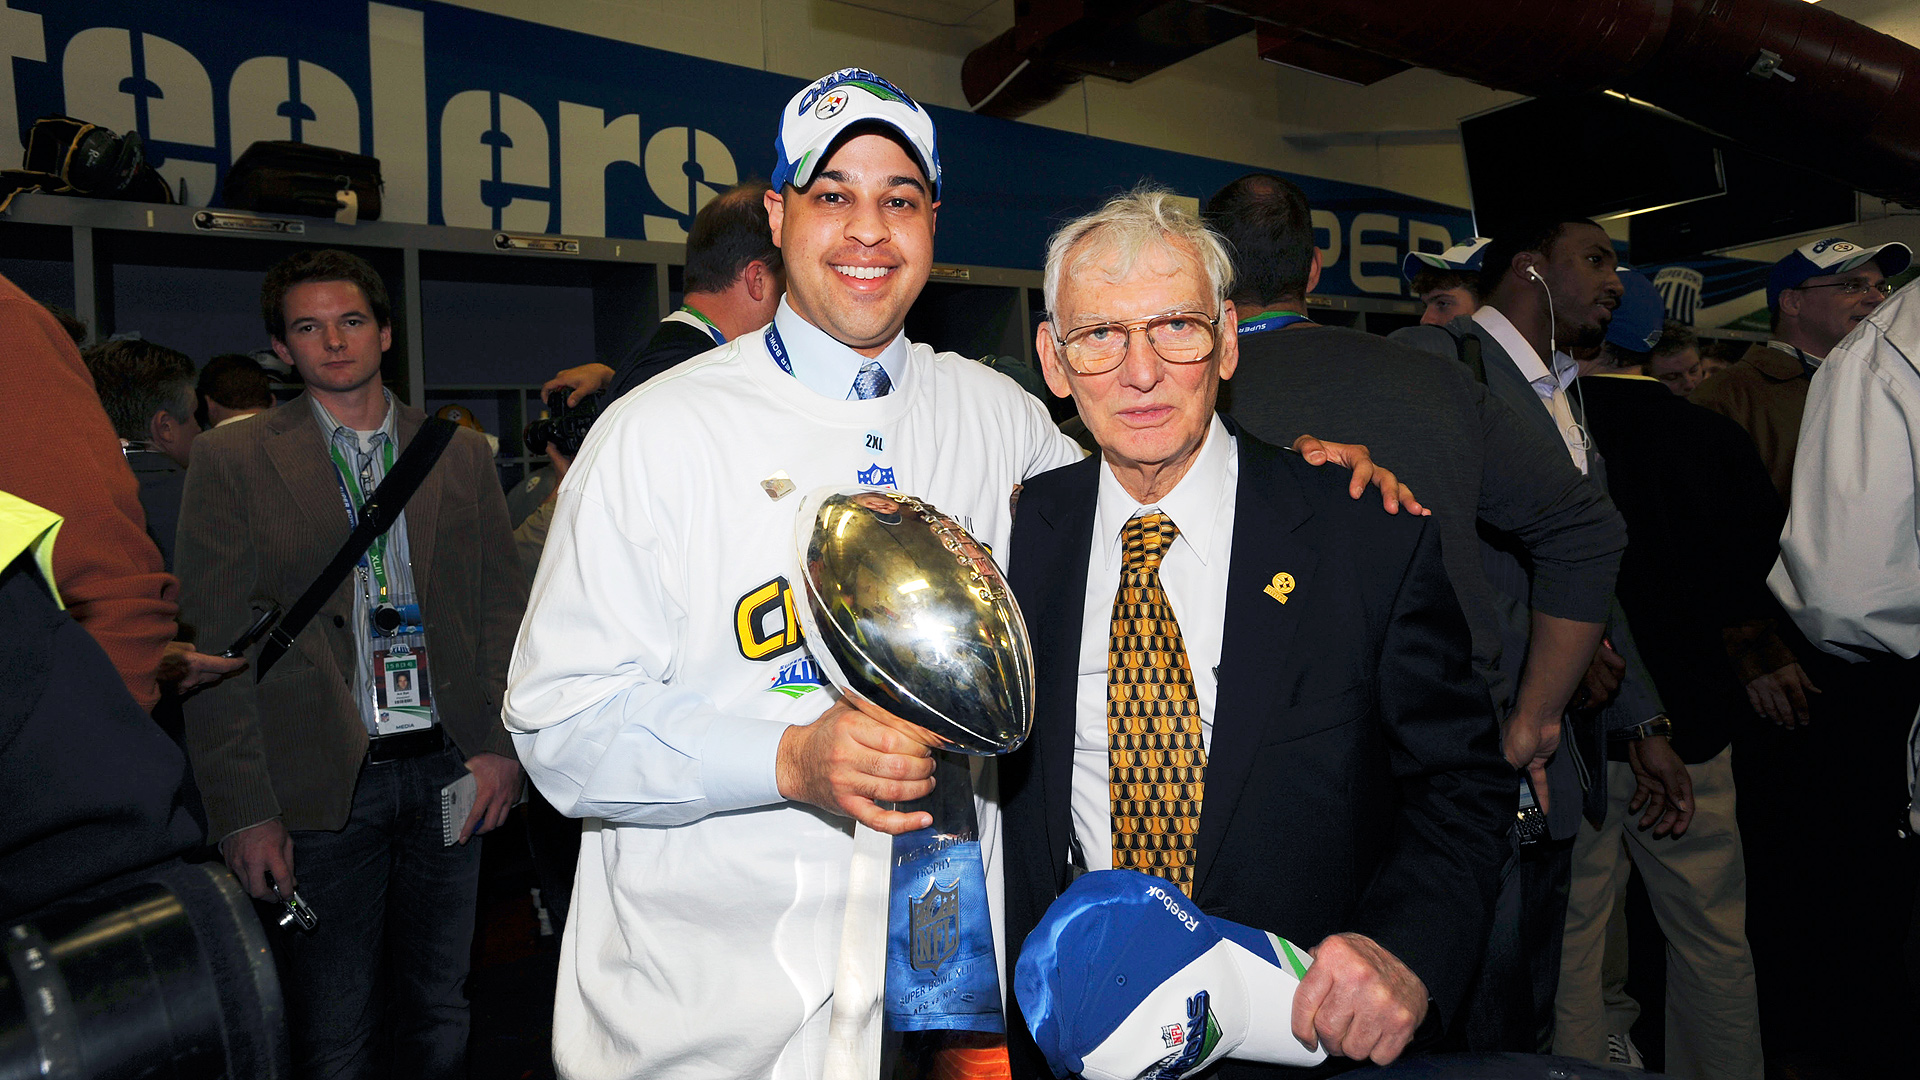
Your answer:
[1474,304,1579,391]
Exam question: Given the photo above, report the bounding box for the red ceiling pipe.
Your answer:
[964,0,1920,206]
[1614,0,1920,197]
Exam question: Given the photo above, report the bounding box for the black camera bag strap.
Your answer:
[255,418,459,682]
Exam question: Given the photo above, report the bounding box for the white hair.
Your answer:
[1041,186,1235,327]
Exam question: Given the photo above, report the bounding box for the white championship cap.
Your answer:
[772,68,941,200]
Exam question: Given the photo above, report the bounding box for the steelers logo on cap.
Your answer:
[815,90,849,119]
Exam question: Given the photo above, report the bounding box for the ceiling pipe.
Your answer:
[961,0,1920,207]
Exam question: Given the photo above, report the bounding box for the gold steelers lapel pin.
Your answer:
[1263,571,1296,605]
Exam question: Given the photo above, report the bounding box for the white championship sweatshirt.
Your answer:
[503,306,1081,1080]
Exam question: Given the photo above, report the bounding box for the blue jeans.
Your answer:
[283,743,481,1080]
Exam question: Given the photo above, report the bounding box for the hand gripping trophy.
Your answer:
[794,486,1033,1077]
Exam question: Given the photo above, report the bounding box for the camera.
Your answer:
[2,860,291,1079]
[524,389,603,458]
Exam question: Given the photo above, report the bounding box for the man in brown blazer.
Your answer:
[177,249,525,1080]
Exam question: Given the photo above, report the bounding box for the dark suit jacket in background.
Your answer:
[1001,432,1513,1078]
[1576,375,1783,764]
[1223,325,1625,719]
[126,448,184,573]
[176,394,526,839]
[606,317,720,400]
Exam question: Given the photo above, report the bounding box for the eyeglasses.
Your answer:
[1053,310,1219,375]
[1792,278,1893,297]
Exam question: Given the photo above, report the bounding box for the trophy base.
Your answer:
[883,1028,1011,1080]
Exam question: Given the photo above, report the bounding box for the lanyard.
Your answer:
[327,436,398,602]
[681,304,725,346]
[1235,310,1311,337]
[767,320,794,377]
[765,319,892,397]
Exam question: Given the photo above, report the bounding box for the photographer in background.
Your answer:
[84,339,201,572]
[512,391,601,581]
[508,389,603,936]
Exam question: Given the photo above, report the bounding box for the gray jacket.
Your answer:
[1395,316,1665,832]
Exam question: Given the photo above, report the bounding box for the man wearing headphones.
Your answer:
[1393,216,1683,1055]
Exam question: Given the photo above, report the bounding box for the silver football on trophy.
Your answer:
[792,486,1032,755]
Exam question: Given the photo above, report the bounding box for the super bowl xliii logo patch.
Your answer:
[766,655,824,698]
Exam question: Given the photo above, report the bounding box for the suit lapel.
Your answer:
[1478,328,1567,448]
[264,398,353,544]
[1194,435,1319,895]
[1015,456,1099,882]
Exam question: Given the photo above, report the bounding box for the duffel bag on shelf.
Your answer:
[223,140,382,224]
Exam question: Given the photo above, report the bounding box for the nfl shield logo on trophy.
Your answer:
[910,879,961,972]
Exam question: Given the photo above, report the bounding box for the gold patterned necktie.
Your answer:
[1108,511,1207,895]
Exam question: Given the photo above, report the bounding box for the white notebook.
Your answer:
[440,772,478,846]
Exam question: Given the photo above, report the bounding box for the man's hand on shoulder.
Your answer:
[776,696,939,834]
[461,752,521,844]
[1291,931,1429,1065]
[220,819,295,900]
[1291,435,1429,516]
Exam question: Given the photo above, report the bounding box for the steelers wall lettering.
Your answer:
[734,576,802,662]
[2,0,1477,294]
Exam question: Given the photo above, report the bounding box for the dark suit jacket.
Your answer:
[1001,431,1513,1078]
[1577,375,1783,763]
[126,449,184,573]
[176,394,526,839]
[607,317,720,400]
[0,549,202,920]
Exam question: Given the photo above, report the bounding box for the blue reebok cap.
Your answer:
[1014,870,1326,1080]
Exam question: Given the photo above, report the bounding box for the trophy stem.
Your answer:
[881,749,1006,1078]
[901,751,978,838]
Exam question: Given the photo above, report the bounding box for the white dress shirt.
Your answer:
[1473,305,1590,474]
[1069,413,1238,870]
[1767,283,1920,827]
[771,295,906,400]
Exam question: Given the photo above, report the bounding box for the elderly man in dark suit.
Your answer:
[1000,190,1513,1077]
[177,249,525,1080]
